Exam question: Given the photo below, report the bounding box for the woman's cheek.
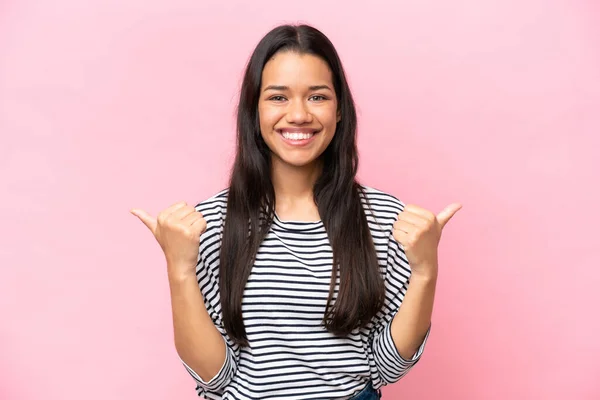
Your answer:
[259,106,283,126]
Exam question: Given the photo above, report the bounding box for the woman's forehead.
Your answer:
[261,52,333,88]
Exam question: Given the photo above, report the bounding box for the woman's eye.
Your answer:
[269,95,286,101]
[309,95,326,101]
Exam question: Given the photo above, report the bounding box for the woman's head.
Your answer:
[237,24,358,173]
[259,51,339,169]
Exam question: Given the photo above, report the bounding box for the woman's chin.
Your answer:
[273,153,321,169]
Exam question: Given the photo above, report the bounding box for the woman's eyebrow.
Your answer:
[308,85,332,91]
[263,84,333,92]
[263,85,288,92]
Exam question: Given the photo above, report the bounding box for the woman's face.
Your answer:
[258,51,340,168]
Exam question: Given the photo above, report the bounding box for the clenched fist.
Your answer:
[130,201,207,280]
[392,203,462,279]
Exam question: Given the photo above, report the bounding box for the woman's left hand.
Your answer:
[392,203,462,279]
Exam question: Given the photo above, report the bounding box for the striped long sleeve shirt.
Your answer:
[180,185,430,399]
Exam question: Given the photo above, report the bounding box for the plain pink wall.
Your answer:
[1,0,599,399]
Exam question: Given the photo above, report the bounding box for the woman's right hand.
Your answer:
[130,201,207,280]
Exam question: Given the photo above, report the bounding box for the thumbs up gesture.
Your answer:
[392,203,462,279]
[130,201,207,280]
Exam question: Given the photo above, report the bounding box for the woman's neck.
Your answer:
[270,156,322,220]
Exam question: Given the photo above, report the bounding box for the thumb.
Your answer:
[130,208,158,234]
[436,203,462,229]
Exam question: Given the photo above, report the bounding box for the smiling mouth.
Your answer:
[276,129,319,141]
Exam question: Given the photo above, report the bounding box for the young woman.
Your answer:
[132,24,461,400]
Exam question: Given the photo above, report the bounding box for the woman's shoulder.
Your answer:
[194,187,228,208]
[358,184,405,216]
[194,188,229,229]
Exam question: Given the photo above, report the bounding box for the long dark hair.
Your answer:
[220,24,385,346]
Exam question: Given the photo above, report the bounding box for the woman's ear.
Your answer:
[336,109,341,122]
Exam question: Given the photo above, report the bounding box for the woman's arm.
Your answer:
[169,268,227,382]
[390,272,435,359]
[389,201,461,358]
[132,198,237,393]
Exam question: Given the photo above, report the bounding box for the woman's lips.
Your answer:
[277,129,320,146]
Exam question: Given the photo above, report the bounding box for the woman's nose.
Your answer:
[285,100,313,124]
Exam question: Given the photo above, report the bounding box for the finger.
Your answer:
[393,219,413,234]
[164,201,188,219]
[393,228,409,246]
[436,203,462,229]
[397,210,429,226]
[403,204,435,220]
[183,210,203,226]
[170,205,197,221]
[130,209,158,234]
[190,215,207,233]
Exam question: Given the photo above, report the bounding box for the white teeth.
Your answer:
[281,132,314,140]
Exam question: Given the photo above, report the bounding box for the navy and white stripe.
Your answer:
[180,185,430,399]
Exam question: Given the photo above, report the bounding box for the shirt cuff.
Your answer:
[179,346,234,390]
[384,322,430,366]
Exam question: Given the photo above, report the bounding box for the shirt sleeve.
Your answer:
[179,203,240,397]
[180,341,238,393]
[370,224,431,384]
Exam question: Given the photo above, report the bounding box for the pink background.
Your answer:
[1,0,599,399]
